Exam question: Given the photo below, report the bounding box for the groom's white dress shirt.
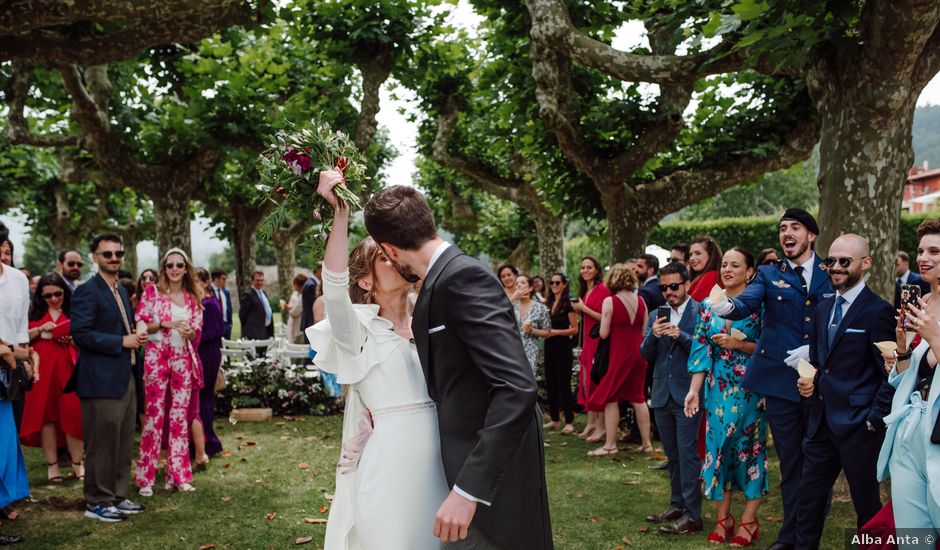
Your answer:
[422,241,492,507]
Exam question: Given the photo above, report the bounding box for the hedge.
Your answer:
[647,212,934,258]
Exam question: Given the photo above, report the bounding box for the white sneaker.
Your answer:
[138,486,153,497]
[177,483,195,492]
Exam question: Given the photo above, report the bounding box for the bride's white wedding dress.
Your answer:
[306,267,448,550]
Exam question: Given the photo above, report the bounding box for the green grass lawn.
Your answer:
[7,414,864,549]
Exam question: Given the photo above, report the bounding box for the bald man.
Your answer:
[793,234,895,549]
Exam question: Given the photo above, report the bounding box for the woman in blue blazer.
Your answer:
[878,219,940,539]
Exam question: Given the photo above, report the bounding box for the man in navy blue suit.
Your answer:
[711,208,832,550]
[794,234,895,549]
[894,250,930,309]
[70,234,147,523]
[640,262,703,535]
[636,254,665,310]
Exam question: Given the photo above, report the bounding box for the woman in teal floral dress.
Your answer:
[684,247,767,547]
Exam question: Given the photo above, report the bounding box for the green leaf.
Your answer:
[731,0,769,21]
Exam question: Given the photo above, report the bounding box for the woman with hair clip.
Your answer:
[23,273,84,482]
[309,170,447,550]
[573,256,610,441]
[133,248,203,496]
[685,247,767,547]
[688,236,723,302]
[543,273,579,434]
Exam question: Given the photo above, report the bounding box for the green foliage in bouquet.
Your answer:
[257,118,369,254]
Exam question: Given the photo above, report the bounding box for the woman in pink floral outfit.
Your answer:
[134,248,203,496]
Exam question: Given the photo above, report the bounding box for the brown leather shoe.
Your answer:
[646,505,684,523]
[659,515,703,534]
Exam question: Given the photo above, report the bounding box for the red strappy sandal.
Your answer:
[707,514,735,544]
[730,518,760,547]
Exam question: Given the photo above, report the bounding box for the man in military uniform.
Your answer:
[711,209,833,550]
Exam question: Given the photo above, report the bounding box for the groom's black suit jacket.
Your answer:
[413,245,553,550]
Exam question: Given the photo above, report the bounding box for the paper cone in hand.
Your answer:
[730,328,747,341]
[874,341,898,355]
[796,358,816,380]
[906,331,916,349]
[708,284,726,304]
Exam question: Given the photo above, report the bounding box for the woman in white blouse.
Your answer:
[307,170,447,550]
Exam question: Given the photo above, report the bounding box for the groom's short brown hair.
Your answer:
[364,185,437,250]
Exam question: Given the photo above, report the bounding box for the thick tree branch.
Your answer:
[912,21,940,92]
[639,117,821,218]
[861,0,940,87]
[354,48,394,151]
[3,61,81,147]
[0,1,254,65]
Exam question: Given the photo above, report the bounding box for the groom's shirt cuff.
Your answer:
[453,485,492,507]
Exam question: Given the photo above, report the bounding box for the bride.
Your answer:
[306,169,448,549]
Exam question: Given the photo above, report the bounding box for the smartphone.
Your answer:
[657,306,671,322]
[901,284,922,330]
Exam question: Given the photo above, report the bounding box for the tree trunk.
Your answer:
[271,228,297,303]
[532,208,565,277]
[601,186,660,263]
[813,81,916,300]
[152,194,192,260]
[231,207,262,297]
[122,231,139,276]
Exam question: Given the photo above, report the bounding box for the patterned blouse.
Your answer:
[513,299,551,375]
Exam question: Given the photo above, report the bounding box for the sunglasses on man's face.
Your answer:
[97,250,125,260]
[66,261,83,268]
[42,291,64,300]
[658,283,683,292]
[823,256,861,269]
[668,257,684,263]
[165,262,186,270]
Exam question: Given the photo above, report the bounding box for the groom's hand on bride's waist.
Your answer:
[433,490,477,542]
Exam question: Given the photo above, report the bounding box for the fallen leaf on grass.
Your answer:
[589,515,601,523]
[298,463,310,470]
[575,493,584,499]
[765,516,783,523]
[266,512,277,521]
[244,441,257,446]
[240,457,248,462]
[223,463,230,469]
[650,454,667,461]
[622,535,633,545]
[280,436,290,441]
[637,526,650,533]
[304,517,328,524]
[199,545,216,550]
[222,451,233,457]
[235,435,245,440]
[220,496,231,502]
[323,493,334,501]
[559,442,568,447]
[319,505,328,513]
[295,536,313,545]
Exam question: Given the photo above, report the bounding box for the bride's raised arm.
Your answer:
[317,169,363,356]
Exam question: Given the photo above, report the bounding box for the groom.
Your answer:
[364,186,553,549]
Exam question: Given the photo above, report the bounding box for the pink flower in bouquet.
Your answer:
[282,149,313,175]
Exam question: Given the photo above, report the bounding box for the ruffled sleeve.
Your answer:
[304,267,400,385]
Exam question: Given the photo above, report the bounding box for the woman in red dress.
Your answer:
[23,273,83,482]
[587,262,650,456]
[687,236,722,302]
[573,256,610,441]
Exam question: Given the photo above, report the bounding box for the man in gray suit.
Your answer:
[640,261,703,535]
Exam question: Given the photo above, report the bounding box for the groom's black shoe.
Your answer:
[659,515,702,534]
[646,505,683,523]
[764,542,794,550]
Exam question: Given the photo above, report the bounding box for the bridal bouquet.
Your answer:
[257,118,368,251]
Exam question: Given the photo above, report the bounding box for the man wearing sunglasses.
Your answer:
[710,208,832,550]
[69,233,146,523]
[793,234,895,549]
[56,250,84,292]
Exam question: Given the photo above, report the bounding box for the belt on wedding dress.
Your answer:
[370,399,436,419]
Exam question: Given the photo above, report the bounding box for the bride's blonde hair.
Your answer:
[348,237,382,305]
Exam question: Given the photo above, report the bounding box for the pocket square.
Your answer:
[429,325,446,334]
[845,328,865,334]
